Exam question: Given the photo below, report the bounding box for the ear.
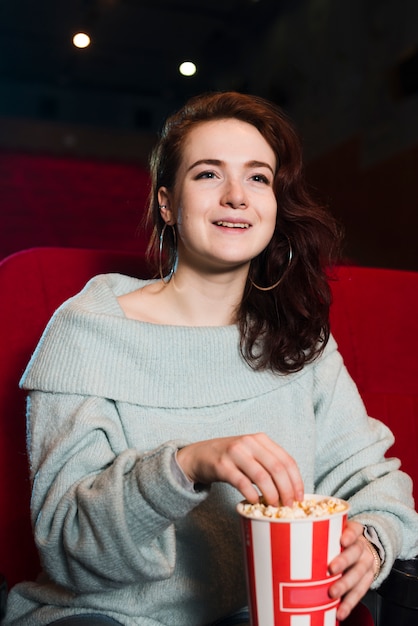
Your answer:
[158,187,175,225]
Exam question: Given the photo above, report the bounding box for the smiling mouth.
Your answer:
[215,221,250,229]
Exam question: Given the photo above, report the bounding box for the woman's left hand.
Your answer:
[328,520,378,621]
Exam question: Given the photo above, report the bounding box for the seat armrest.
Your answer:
[377,556,418,610]
[0,574,7,620]
[361,556,418,625]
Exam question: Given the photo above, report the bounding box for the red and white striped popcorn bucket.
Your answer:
[237,495,349,626]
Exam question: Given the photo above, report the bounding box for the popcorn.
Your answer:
[238,496,348,520]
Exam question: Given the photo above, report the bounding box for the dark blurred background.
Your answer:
[1,0,417,269]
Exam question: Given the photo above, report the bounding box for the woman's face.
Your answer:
[158,118,277,277]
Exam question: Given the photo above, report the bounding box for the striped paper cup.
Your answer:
[237,494,349,626]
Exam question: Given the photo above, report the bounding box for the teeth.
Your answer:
[216,221,249,229]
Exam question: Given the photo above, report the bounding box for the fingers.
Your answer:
[328,521,376,621]
[176,433,304,506]
[339,520,364,548]
[230,433,304,505]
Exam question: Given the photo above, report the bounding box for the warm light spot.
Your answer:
[179,61,197,77]
[72,32,91,49]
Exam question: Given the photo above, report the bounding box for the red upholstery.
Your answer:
[1,249,417,626]
[329,265,418,505]
[0,248,151,589]
[329,265,418,626]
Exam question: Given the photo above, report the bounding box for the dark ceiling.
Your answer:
[1,0,416,165]
[1,0,417,271]
[0,0,296,134]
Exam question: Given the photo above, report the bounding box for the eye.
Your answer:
[194,170,218,180]
[251,173,270,184]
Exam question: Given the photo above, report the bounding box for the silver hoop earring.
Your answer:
[159,223,177,284]
[250,238,293,292]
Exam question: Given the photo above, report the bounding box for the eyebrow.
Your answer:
[186,159,275,175]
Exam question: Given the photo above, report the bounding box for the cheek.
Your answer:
[174,207,194,244]
[176,205,183,225]
[268,200,278,227]
[264,202,278,243]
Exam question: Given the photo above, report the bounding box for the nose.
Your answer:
[221,178,248,209]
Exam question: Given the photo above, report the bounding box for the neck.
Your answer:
[162,265,248,326]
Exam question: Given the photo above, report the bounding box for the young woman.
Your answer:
[4,92,418,626]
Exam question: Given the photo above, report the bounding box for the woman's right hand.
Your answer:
[176,433,304,506]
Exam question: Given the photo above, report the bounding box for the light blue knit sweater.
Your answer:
[5,274,418,625]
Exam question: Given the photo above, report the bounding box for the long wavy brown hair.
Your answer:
[145,91,342,373]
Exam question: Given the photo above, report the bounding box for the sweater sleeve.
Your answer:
[27,390,209,593]
[311,341,418,586]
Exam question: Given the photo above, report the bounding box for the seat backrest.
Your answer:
[329,265,418,504]
[0,247,151,589]
[1,250,417,595]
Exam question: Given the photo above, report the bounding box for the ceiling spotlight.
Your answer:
[179,61,197,77]
[72,32,91,49]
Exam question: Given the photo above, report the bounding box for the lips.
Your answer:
[214,220,250,229]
